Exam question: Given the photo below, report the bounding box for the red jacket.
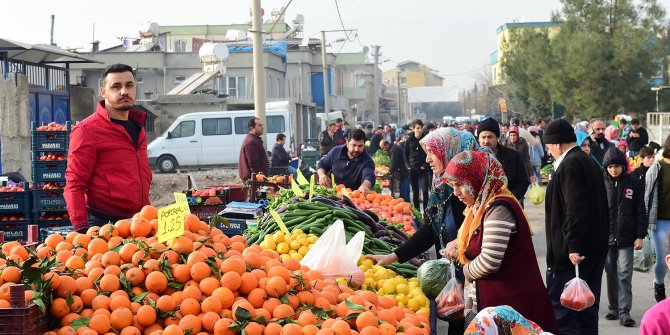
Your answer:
[64,101,152,231]
[238,133,269,181]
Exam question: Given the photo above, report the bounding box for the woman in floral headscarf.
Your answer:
[605,125,621,146]
[367,127,478,335]
[442,151,558,333]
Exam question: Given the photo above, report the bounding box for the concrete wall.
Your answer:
[70,86,97,123]
[0,74,31,179]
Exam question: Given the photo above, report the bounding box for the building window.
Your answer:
[136,77,144,84]
[174,75,187,84]
[175,40,187,52]
[221,76,247,98]
[202,118,232,136]
[171,120,195,138]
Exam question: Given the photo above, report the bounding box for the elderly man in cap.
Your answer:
[544,118,609,335]
[476,117,530,202]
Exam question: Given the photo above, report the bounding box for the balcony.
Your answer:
[343,86,365,100]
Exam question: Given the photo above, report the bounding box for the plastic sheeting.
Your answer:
[227,41,288,62]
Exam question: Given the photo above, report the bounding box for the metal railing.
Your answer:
[647,112,670,142]
[0,57,67,92]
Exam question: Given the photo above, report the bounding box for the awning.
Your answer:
[0,37,101,64]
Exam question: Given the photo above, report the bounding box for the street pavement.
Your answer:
[433,194,655,334]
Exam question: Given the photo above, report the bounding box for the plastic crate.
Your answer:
[31,161,67,183]
[249,173,290,203]
[189,205,226,223]
[0,221,29,242]
[38,223,73,242]
[31,189,66,212]
[184,189,229,206]
[216,217,253,236]
[31,122,70,152]
[0,284,50,335]
[0,190,30,215]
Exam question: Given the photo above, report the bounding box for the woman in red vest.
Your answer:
[442,150,558,333]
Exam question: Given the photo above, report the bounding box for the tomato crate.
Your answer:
[189,204,226,223]
[0,221,29,242]
[31,121,70,153]
[0,284,50,335]
[31,161,67,183]
[0,189,30,215]
[31,189,66,212]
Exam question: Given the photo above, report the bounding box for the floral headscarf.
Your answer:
[605,125,620,142]
[419,128,479,188]
[442,151,528,265]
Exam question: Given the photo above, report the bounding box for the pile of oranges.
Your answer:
[0,205,430,335]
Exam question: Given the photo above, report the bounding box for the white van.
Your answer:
[147,104,293,173]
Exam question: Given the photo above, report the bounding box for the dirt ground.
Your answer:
[149,167,241,207]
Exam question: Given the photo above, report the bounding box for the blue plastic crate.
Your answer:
[38,222,73,241]
[0,221,29,242]
[32,189,66,212]
[0,190,30,215]
[31,121,70,152]
[32,161,67,182]
[217,217,251,236]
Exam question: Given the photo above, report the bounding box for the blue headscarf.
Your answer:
[575,130,590,146]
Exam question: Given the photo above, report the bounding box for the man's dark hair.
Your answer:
[101,64,134,85]
[366,124,373,130]
[336,118,343,123]
[343,121,349,126]
[664,134,670,159]
[631,118,640,125]
[620,118,627,125]
[380,140,390,149]
[349,129,367,141]
[248,117,260,130]
[276,133,286,142]
[328,122,337,129]
[639,146,655,158]
[536,118,545,125]
[411,119,424,127]
[426,123,437,131]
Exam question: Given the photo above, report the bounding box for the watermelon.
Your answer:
[417,259,451,299]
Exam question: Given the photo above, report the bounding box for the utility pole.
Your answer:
[321,31,330,124]
[397,71,401,125]
[251,0,267,146]
[371,45,381,125]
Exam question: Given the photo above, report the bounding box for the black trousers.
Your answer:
[409,168,430,210]
[82,210,124,233]
[546,259,606,335]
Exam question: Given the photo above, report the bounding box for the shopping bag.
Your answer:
[301,220,366,286]
[633,234,654,272]
[435,264,464,321]
[560,264,596,311]
[528,182,545,205]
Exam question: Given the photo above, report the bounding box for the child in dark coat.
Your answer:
[631,146,656,185]
[602,147,649,327]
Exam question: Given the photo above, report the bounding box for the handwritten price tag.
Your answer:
[174,192,191,214]
[296,169,309,186]
[270,211,290,234]
[157,203,186,243]
[291,180,305,197]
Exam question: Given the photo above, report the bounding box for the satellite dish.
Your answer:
[356,78,365,87]
[362,46,369,55]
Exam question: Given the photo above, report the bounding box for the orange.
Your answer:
[130,217,152,237]
[238,272,258,294]
[55,275,77,298]
[211,287,235,309]
[1,266,21,283]
[243,322,263,335]
[265,276,287,298]
[189,262,211,282]
[179,314,203,334]
[99,274,120,293]
[201,311,220,332]
[155,295,177,313]
[145,271,168,293]
[179,297,201,316]
[89,314,112,334]
[330,319,352,335]
[220,257,246,275]
[219,271,242,291]
[110,307,133,330]
[163,324,184,335]
[356,311,378,331]
[213,318,235,335]
[140,205,159,221]
[201,296,223,314]
[50,298,70,318]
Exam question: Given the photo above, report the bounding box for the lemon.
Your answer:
[396,283,410,295]
[292,229,304,236]
[276,242,290,254]
[382,279,397,294]
[308,235,318,243]
[407,298,421,311]
[289,240,301,251]
[264,240,276,250]
[410,288,424,298]
[280,253,290,262]
[290,253,303,261]
[395,293,408,305]
[272,232,285,244]
[377,288,385,295]
[299,238,311,247]
[298,246,309,256]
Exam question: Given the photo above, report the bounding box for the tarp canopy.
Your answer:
[0,37,101,64]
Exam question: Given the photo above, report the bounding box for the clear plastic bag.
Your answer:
[560,264,596,311]
[528,182,545,205]
[435,264,464,321]
[300,220,366,286]
[633,234,654,272]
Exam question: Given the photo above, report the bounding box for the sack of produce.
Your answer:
[435,276,464,321]
[528,182,545,205]
[301,220,366,286]
[417,258,450,299]
[560,264,596,311]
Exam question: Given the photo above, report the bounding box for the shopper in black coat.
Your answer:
[544,119,609,335]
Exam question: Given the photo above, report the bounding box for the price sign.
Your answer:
[309,175,315,200]
[331,173,336,188]
[270,210,290,234]
[157,203,186,243]
[174,192,191,214]
[291,180,305,197]
[296,169,309,186]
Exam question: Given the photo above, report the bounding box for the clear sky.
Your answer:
[1,0,668,95]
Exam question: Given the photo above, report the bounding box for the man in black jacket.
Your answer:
[404,119,430,210]
[601,147,648,327]
[476,117,530,202]
[368,127,383,155]
[544,119,609,335]
[381,140,409,202]
[626,118,649,157]
[589,118,613,165]
[319,123,337,157]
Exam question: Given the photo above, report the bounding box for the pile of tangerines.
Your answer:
[0,205,430,335]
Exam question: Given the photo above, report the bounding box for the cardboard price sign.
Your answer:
[174,192,191,214]
[157,203,186,243]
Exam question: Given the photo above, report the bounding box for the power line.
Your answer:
[334,0,357,42]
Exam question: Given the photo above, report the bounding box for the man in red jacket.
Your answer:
[64,64,152,233]
[238,117,269,181]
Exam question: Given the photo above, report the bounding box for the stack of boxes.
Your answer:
[30,122,72,240]
[300,138,320,170]
[0,184,31,242]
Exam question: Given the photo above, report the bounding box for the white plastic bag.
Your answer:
[560,264,596,311]
[528,182,545,205]
[300,220,366,286]
[435,263,464,321]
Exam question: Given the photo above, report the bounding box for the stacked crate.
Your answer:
[0,184,31,242]
[300,138,320,170]
[31,122,72,240]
